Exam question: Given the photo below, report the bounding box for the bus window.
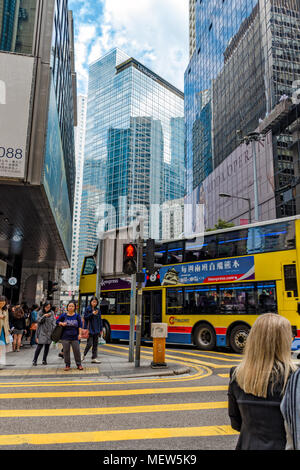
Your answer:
[167,288,183,315]
[219,284,256,314]
[184,286,218,314]
[247,221,295,254]
[82,257,97,275]
[184,235,217,262]
[257,282,277,313]
[155,243,168,265]
[101,292,117,315]
[218,230,248,258]
[283,265,298,297]
[185,237,205,262]
[167,242,183,264]
[117,291,130,315]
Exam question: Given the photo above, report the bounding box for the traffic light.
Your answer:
[47,281,59,300]
[123,243,137,275]
[145,238,155,275]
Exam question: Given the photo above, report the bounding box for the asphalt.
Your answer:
[0,338,193,379]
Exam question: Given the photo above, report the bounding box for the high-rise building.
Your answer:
[62,94,87,292]
[0,0,77,305]
[185,0,300,227]
[79,48,185,267]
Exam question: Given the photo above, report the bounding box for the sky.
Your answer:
[69,0,189,95]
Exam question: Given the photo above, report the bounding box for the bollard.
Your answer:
[151,323,168,368]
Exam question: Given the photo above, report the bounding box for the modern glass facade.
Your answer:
[0,0,37,54]
[79,48,185,265]
[185,0,300,222]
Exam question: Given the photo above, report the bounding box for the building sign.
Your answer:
[156,256,255,286]
[0,53,35,179]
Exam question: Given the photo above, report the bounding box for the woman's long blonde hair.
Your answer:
[234,313,297,398]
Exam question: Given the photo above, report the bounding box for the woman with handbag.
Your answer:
[56,301,83,371]
[32,301,56,366]
[228,313,297,450]
[81,296,103,364]
[0,296,10,370]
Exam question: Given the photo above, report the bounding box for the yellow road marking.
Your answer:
[218,374,230,378]
[0,425,238,445]
[0,384,228,399]
[0,367,99,376]
[0,401,228,417]
[102,344,240,369]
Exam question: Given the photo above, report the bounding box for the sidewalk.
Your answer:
[0,339,192,379]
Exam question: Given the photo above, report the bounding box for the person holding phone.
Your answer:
[56,301,83,371]
[32,301,56,366]
[82,296,103,364]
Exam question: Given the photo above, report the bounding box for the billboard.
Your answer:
[0,53,35,179]
[185,131,276,231]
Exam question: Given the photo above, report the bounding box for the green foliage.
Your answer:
[206,219,235,232]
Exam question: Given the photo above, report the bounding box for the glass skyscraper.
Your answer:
[79,48,185,265]
[185,0,300,220]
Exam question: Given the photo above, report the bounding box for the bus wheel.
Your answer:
[102,321,111,343]
[194,323,216,351]
[229,324,250,354]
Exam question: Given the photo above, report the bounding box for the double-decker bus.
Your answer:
[79,216,300,353]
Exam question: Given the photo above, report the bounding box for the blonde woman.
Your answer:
[228,313,297,450]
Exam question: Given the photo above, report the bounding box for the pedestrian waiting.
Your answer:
[10,306,26,352]
[0,296,10,370]
[32,301,56,366]
[228,313,298,450]
[29,304,39,347]
[56,301,83,371]
[82,296,103,364]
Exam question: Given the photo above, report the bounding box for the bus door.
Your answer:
[282,263,299,310]
[142,290,162,338]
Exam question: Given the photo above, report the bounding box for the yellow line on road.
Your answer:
[0,384,228,399]
[0,425,238,446]
[0,401,228,418]
[102,344,240,369]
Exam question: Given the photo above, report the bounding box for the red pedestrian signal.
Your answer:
[123,243,137,275]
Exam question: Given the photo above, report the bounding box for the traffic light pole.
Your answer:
[135,220,144,368]
[128,273,136,363]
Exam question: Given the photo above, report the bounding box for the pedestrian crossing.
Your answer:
[0,378,237,448]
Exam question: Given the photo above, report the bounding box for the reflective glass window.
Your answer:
[166,288,183,315]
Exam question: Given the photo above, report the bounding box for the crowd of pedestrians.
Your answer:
[0,295,103,372]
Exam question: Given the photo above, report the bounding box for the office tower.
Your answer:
[185,0,300,226]
[79,48,185,265]
[0,0,76,304]
[62,94,87,292]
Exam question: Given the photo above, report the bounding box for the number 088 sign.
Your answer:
[0,54,35,179]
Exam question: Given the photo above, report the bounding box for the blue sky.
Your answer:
[69,0,189,95]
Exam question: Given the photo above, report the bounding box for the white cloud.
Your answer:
[71,0,189,93]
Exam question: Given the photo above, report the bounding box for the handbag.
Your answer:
[81,318,89,339]
[30,323,37,331]
[51,325,64,343]
[81,328,89,339]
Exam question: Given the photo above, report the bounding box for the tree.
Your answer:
[206,219,235,232]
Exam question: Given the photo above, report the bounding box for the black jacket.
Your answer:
[228,366,287,450]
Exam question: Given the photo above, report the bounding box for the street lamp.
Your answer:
[236,130,265,222]
[219,193,252,224]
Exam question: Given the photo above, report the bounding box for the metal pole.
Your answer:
[251,139,259,221]
[135,219,144,368]
[128,273,136,363]
[96,239,103,299]
[247,198,252,224]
